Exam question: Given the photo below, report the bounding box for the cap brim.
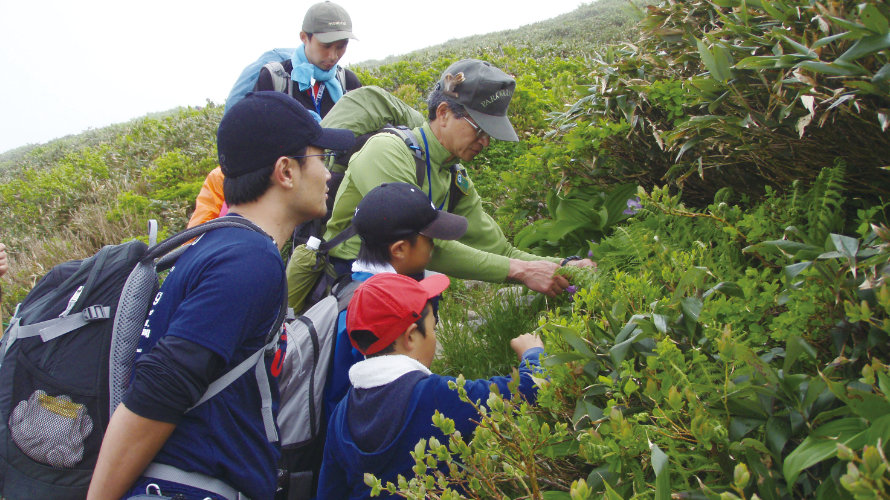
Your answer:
[420,211,468,241]
[466,108,519,142]
[418,273,450,300]
[313,31,358,43]
[312,128,355,152]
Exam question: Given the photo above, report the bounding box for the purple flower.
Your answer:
[588,250,594,258]
[623,197,642,215]
[566,285,577,295]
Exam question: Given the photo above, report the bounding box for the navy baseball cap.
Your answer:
[353,183,468,245]
[217,91,355,178]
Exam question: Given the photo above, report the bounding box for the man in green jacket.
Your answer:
[322,59,593,296]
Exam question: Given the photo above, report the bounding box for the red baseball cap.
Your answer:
[347,273,450,355]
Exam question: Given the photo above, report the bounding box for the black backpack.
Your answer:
[0,216,287,500]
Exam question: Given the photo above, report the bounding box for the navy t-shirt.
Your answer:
[124,224,286,499]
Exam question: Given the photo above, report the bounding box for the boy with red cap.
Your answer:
[316,273,544,499]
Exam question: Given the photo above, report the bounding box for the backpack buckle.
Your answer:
[82,305,111,322]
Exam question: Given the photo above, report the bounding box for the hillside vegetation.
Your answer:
[2,0,890,498]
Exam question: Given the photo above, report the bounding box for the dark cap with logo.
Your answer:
[435,59,519,142]
[302,1,357,43]
[353,183,468,245]
[217,91,355,178]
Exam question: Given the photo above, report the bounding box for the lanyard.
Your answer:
[308,82,325,116]
[419,129,447,210]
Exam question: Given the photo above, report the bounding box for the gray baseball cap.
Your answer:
[302,1,357,43]
[436,59,519,142]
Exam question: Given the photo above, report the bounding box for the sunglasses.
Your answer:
[462,117,489,140]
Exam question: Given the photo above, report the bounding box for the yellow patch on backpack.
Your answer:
[453,165,470,195]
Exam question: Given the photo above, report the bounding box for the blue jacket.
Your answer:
[317,349,543,499]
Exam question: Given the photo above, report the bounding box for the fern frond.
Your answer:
[805,159,847,244]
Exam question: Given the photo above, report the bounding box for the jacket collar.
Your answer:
[349,354,431,389]
[418,122,455,168]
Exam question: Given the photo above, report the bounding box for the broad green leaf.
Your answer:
[730,417,765,440]
[822,375,890,421]
[781,35,817,57]
[542,439,579,459]
[541,492,572,500]
[736,55,781,69]
[697,39,733,81]
[653,314,669,333]
[874,64,890,84]
[586,465,616,494]
[758,0,787,21]
[784,261,812,280]
[783,417,868,486]
[610,329,644,365]
[797,60,869,76]
[783,336,818,372]
[830,233,859,260]
[602,481,624,500]
[650,441,671,500]
[812,31,857,49]
[837,34,890,62]
[681,297,703,323]
[615,315,645,343]
[676,136,703,161]
[542,352,587,366]
[703,281,745,299]
[549,324,595,357]
[766,416,791,455]
[860,4,889,35]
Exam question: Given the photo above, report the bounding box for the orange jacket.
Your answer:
[187,166,228,228]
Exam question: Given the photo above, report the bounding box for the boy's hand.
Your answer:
[510,333,544,359]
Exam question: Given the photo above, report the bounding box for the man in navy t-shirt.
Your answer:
[87,91,354,500]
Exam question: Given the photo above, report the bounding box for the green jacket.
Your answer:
[323,121,558,282]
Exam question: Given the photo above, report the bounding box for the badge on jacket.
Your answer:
[452,165,470,195]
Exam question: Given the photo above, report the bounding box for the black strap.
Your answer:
[447,164,465,213]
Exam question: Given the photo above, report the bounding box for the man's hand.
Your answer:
[508,259,569,297]
[510,333,544,359]
[0,243,8,278]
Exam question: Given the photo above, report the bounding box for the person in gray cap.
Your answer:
[87,92,355,500]
[187,2,362,230]
[254,1,362,120]
[322,59,595,297]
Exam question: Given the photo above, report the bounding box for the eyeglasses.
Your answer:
[286,153,336,160]
[462,117,489,140]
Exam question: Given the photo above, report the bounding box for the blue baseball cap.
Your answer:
[218,91,355,178]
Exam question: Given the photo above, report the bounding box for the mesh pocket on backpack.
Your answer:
[8,354,100,469]
[10,390,94,468]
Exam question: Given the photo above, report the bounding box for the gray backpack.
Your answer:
[276,278,359,500]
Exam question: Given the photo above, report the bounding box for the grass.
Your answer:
[433,279,554,379]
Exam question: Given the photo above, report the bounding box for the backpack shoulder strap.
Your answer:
[331,276,360,312]
[185,262,288,443]
[378,126,426,187]
[336,66,348,93]
[319,127,423,254]
[264,61,293,96]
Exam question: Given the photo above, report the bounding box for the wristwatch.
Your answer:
[560,255,582,266]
